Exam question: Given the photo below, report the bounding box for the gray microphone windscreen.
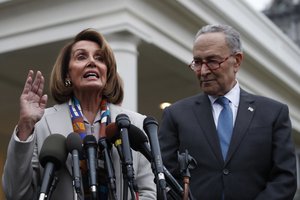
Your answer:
[39,134,67,170]
[66,132,82,153]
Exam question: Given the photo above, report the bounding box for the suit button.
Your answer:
[223,169,230,175]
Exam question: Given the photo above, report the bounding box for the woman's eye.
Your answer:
[95,55,104,61]
[76,54,86,60]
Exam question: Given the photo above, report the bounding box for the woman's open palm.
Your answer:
[18,70,48,139]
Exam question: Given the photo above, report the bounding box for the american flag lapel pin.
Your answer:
[248,107,254,112]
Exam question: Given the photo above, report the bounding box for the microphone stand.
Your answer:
[148,157,181,200]
[98,138,118,200]
[163,167,183,200]
[178,150,197,200]
[122,172,129,200]
[38,175,59,200]
[121,163,137,200]
[120,146,136,200]
[47,176,59,199]
[47,176,59,200]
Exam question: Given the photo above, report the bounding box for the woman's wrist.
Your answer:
[16,120,34,141]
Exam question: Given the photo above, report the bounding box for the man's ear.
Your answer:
[233,52,243,72]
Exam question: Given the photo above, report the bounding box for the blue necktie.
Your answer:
[216,97,233,160]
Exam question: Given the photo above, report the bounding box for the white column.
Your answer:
[107,32,141,112]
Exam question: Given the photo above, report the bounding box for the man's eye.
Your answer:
[194,60,202,65]
[207,60,219,64]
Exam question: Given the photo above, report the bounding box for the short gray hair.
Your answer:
[195,24,242,53]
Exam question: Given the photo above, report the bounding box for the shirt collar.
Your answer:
[208,81,240,107]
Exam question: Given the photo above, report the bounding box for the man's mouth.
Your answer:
[201,79,214,83]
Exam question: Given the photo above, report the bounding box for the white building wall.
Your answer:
[0,0,299,198]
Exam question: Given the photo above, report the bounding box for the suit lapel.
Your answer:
[45,103,74,176]
[192,94,224,165]
[45,103,74,137]
[225,90,255,164]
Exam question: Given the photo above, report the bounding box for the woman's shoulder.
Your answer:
[44,103,69,115]
[109,103,146,128]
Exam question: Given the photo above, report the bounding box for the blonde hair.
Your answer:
[50,28,123,104]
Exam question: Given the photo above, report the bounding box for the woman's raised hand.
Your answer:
[17,70,48,141]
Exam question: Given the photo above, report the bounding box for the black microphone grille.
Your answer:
[83,135,97,147]
[39,134,68,170]
[116,113,131,128]
[143,116,158,129]
[66,132,83,153]
[128,124,148,151]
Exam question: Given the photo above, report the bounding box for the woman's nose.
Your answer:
[86,56,96,67]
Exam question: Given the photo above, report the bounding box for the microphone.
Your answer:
[115,114,136,200]
[38,134,67,200]
[128,124,151,161]
[98,128,117,200]
[106,123,123,161]
[83,135,98,200]
[66,132,82,194]
[143,116,167,200]
[115,114,134,179]
[128,124,184,199]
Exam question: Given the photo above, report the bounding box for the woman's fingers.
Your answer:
[22,70,45,99]
[31,71,43,96]
[40,94,48,110]
[22,70,34,95]
[36,71,45,97]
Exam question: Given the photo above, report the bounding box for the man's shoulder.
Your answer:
[241,89,286,108]
[170,93,206,108]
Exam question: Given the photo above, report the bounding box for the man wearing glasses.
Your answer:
[158,24,297,200]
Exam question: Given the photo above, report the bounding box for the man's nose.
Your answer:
[200,63,211,75]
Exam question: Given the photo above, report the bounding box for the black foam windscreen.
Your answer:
[39,134,68,170]
[66,132,82,153]
[128,124,148,151]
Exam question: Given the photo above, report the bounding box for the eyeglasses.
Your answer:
[189,54,233,72]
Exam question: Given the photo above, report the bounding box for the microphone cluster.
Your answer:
[38,114,185,200]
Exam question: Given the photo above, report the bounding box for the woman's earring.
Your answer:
[64,79,72,87]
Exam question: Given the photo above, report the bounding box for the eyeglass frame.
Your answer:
[188,54,235,72]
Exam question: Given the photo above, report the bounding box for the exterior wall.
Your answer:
[0,0,299,198]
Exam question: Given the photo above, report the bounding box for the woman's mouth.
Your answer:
[83,72,99,78]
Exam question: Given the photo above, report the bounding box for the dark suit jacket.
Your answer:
[158,89,297,200]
